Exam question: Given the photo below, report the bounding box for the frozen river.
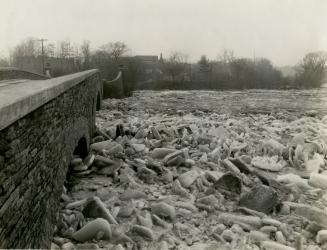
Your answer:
[104,86,327,117]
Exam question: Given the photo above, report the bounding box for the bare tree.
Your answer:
[100,41,128,60]
[218,49,235,64]
[163,52,188,82]
[296,51,327,88]
[110,42,128,60]
[12,37,39,58]
[81,40,91,69]
[0,57,9,67]
[10,37,40,69]
[57,40,72,59]
[45,43,55,57]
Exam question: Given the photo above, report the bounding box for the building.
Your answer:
[134,55,160,81]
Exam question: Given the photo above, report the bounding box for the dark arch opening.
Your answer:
[73,137,88,158]
[65,137,88,191]
[96,92,101,111]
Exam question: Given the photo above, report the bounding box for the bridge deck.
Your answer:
[0,69,98,130]
[0,79,31,87]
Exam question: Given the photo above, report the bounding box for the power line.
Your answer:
[38,38,48,74]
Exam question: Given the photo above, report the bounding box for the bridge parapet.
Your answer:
[0,69,101,130]
[0,67,49,81]
[0,69,102,248]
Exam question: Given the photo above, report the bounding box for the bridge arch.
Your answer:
[96,91,101,111]
[73,136,88,158]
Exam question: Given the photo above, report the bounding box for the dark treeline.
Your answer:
[1,38,326,90]
[139,50,327,90]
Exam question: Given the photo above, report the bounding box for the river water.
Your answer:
[105,85,327,118]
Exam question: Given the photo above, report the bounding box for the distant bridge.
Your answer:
[0,67,122,248]
[0,67,50,82]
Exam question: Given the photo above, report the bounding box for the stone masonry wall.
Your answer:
[0,72,101,248]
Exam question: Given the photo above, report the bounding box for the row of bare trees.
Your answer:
[6,38,128,61]
[0,38,149,96]
[0,38,131,77]
[154,50,327,90]
[1,38,326,89]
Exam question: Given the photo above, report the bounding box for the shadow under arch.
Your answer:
[66,136,88,190]
[96,91,101,111]
[73,136,88,158]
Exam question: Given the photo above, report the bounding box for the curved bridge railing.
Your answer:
[103,71,126,99]
[0,67,49,81]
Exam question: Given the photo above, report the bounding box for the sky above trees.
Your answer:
[1,0,326,66]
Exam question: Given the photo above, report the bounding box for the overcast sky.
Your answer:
[0,0,326,65]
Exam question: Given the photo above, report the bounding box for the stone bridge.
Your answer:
[0,67,50,82]
[0,69,105,248]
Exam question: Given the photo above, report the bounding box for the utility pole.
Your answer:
[38,39,48,74]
